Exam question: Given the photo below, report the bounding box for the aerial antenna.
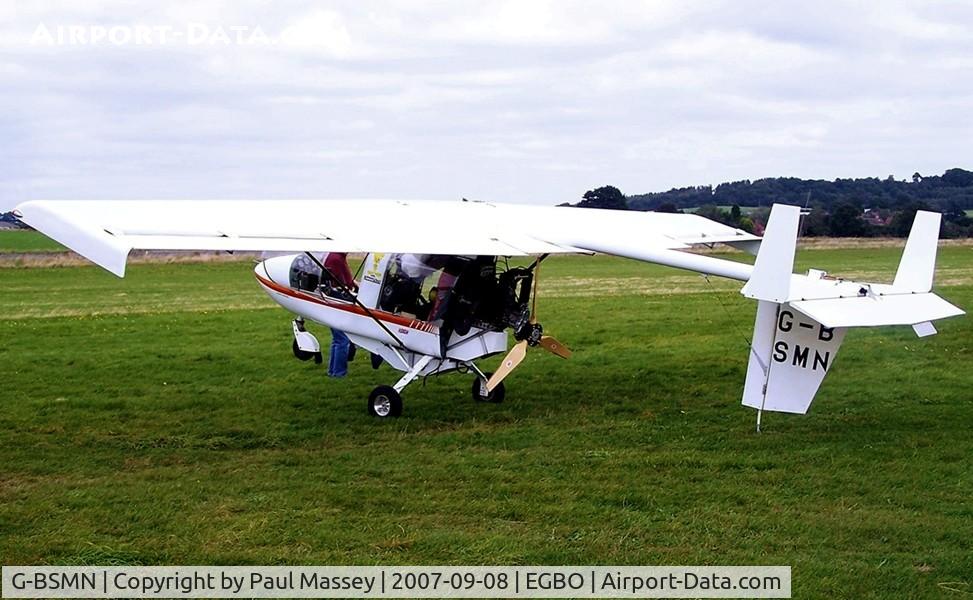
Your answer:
[798,190,812,238]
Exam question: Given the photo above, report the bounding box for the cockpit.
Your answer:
[378,253,538,340]
[285,253,356,302]
[378,254,459,321]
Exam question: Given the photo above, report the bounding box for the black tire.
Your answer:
[368,385,403,418]
[472,373,505,403]
[292,339,313,361]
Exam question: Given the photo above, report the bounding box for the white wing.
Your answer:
[14,199,757,276]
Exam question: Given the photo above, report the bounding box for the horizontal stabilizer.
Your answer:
[791,292,964,328]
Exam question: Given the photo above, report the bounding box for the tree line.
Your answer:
[566,168,973,237]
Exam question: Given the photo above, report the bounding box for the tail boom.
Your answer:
[740,205,963,416]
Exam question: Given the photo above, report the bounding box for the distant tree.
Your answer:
[603,168,973,237]
[578,185,627,210]
[749,207,771,230]
[943,200,971,226]
[801,208,829,236]
[828,202,867,237]
[656,202,680,213]
[730,204,741,223]
[695,204,730,224]
[737,216,755,233]
[627,185,713,210]
[942,221,973,238]
[941,168,973,187]
[0,212,27,229]
[889,202,933,237]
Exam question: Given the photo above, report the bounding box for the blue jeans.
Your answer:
[329,329,350,377]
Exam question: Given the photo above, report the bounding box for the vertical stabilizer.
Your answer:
[740,204,801,303]
[893,211,941,293]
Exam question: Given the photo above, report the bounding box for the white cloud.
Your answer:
[1,0,972,209]
[279,9,355,57]
[428,0,613,46]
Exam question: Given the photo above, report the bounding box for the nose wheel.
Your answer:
[368,385,403,418]
[472,373,505,403]
[292,339,323,364]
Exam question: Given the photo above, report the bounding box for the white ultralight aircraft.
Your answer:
[12,200,965,422]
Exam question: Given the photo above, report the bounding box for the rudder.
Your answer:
[743,301,847,415]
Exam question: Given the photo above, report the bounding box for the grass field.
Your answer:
[684,206,762,216]
[1,248,970,598]
[0,230,66,252]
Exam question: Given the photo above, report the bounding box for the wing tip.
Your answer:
[17,200,132,277]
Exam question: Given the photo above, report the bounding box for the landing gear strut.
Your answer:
[472,372,505,403]
[291,319,322,364]
[365,356,507,418]
[366,355,433,418]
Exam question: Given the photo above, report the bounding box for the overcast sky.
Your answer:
[1,1,971,209]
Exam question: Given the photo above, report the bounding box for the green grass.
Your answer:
[0,249,970,598]
[0,230,67,252]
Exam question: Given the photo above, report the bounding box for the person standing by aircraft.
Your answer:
[323,252,358,377]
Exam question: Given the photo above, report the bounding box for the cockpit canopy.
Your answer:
[289,254,323,292]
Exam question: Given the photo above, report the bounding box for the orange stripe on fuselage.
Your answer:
[254,272,438,334]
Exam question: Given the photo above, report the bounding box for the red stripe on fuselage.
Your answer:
[254,272,438,334]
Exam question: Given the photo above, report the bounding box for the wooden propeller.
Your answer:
[485,260,571,392]
[486,340,528,392]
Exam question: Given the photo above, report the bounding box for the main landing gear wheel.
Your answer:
[472,373,505,403]
[368,385,403,418]
[292,340,323,364]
